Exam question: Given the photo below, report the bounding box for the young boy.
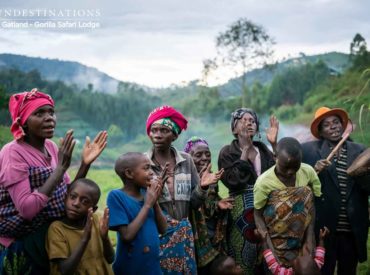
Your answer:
[46,178,114,275]
[258,227,329,275]
[107,152,168,275]
[254,137,322,266]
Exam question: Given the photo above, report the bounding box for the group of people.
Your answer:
[0,88,369,275]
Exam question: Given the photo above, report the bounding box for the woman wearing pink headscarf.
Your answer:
[0,88,107,274]
[145,106,219,274]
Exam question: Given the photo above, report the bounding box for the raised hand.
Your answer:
[314,159,331,174]
[217,197,234,210]
[100,208,110,240]
[82,131,108,165]
[82,208,93,243]
[266,115,279,146]
[58,129,76,171]
[200,164,224,188]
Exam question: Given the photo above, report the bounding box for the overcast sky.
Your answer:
[0,0,369,87]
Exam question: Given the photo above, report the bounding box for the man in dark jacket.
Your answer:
[302,106,370,275]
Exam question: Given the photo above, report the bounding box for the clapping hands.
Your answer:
[58,130,76,172]
[200,163,224,188]
[100,208,110,241]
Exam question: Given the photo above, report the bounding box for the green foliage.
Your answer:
[182,87,228,122]
[350,33,370,71]
[274,104,301,121]
[0,69,160,142]
[268,61,331,108]
[0,125,12,149]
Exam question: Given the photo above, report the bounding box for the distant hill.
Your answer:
[217,52,351,97]
[0,53,121,93]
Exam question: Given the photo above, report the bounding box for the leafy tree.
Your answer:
[204,18,275,107]
[350,33,370,70]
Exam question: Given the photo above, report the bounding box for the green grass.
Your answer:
[358,232,370,274]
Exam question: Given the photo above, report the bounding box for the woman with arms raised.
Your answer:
[0,88,107,274]
[218,108,278,274]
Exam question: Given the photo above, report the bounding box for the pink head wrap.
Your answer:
[146,105,188,136]
[9,88,54,140]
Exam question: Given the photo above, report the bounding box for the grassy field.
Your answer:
[70,168,370,274]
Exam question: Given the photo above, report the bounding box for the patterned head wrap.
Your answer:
[151,118,181,135]
[230,108,259,136]
[9,88,54,140]
[146,105,188,136]
[184,136,209,153]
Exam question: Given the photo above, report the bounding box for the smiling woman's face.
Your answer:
[190,143,211,173]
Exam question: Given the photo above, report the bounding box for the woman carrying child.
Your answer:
[145,106,217,274]
[0,89,107,274]
[254,137,322,269]
[218,108,278,274]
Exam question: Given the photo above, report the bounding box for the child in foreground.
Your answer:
[258,227,329,275]
[107,152,168,275]
[46,178,114,275]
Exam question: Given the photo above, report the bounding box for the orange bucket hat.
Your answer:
[310,107,349,139]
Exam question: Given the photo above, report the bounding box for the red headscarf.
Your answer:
[146,105,188,136]
[9,88,54,140]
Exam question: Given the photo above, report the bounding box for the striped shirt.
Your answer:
[332,144,351,232]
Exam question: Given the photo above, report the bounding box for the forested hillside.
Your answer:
[1,43,369,153]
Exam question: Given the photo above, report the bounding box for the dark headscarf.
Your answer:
[230,108,259,135]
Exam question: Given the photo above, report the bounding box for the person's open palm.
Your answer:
[217,197,234,210]
[82,131,108,165]
[200,164,224,188]
[266,115,279,145]
[100,207,110,240]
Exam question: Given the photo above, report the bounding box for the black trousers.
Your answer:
[321,232,358,275]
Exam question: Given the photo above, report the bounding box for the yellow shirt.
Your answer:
[46,213,113,275]
[253,163,322,209]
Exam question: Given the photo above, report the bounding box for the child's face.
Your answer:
[222,257,243,275]
[275,151,301,181]
[24,105,56,140]
[65,183,97,221]
[131,156,155,188]
[190,144,211,173]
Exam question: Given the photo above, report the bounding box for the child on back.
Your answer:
[257,227,329,275]
[107,152,168,275]
[46,178,114,275]
[209,255,243,275]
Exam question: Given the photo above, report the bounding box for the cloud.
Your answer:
[0,0,369,87]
